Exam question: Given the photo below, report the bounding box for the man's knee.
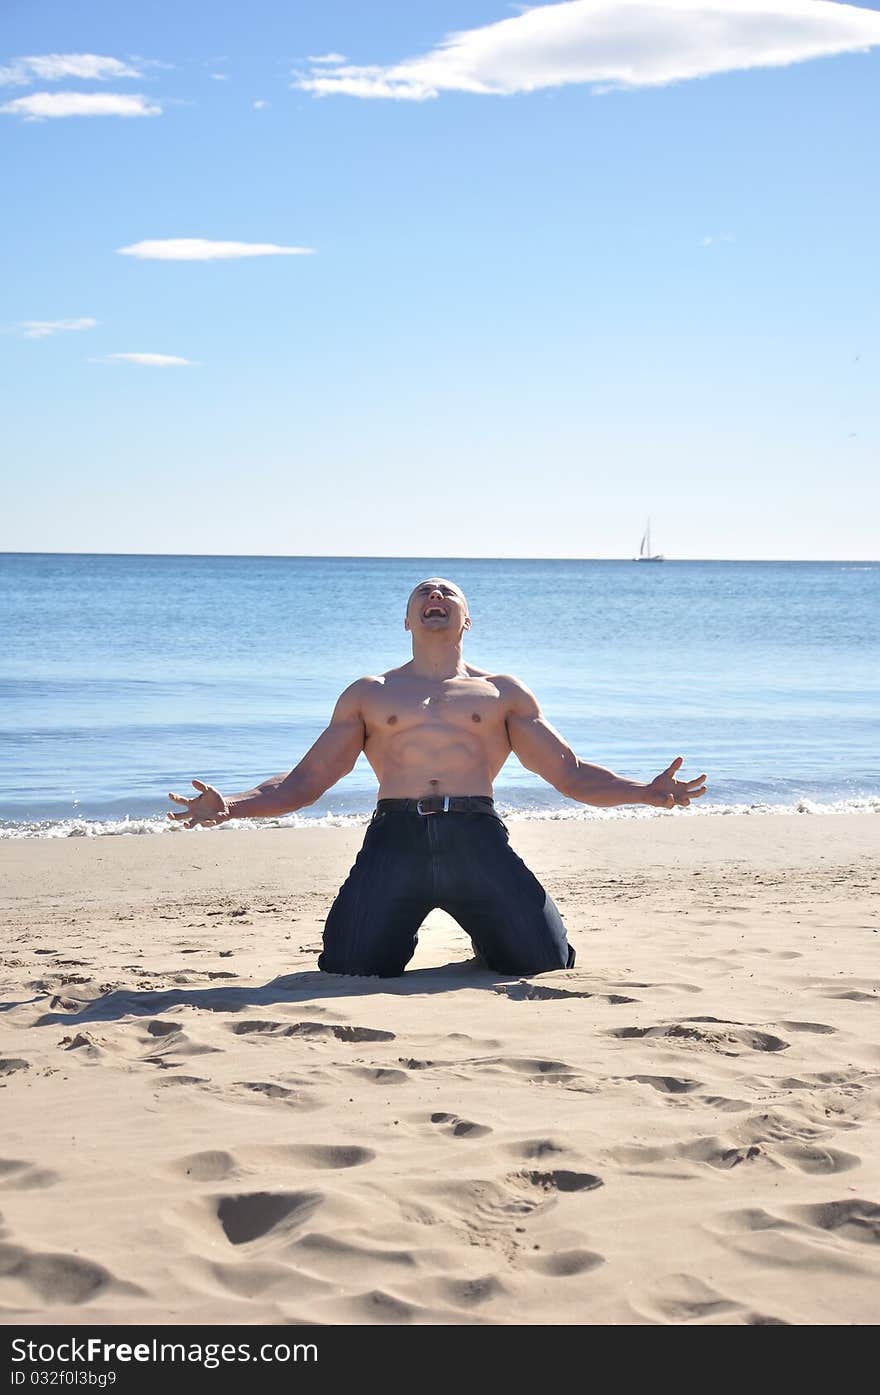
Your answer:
[317,949,407,978]
[483,942,574,976]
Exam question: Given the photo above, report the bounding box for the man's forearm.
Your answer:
[565,761,649,807]
[225,769,317,819]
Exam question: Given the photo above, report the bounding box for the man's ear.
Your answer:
[404,615,411,631]
[463,616,471,630]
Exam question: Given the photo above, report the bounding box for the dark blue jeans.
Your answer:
[318,807,576,977]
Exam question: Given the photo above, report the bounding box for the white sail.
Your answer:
[636,517,664,561]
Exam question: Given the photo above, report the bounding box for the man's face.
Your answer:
[404,578,470,635]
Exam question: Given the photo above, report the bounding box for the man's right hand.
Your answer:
[167,779,231,829]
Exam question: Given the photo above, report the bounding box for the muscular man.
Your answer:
[168,578,707,977]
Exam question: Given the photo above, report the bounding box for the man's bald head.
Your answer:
[405,578,470,636]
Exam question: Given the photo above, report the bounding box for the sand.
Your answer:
[1,812,878,1326]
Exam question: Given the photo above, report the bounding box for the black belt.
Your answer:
[376,795,497,816]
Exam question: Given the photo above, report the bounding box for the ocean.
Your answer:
[1,554,878,836]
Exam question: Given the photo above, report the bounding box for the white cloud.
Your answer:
[116,239,315,260]
[253,99,270,109]
[15,317,98,339]
[1,92,161,119]
[307,52,347,64]
[0,53,141,86]
[209,73,229,81]
[98,353,195,367]
[294,0,880,100]
[701,232,736,246]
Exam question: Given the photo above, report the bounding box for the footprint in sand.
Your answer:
[792,1198,880,1244]
[145,1020,183,1037]
[608,1023,789,1054]
[265,1144,375,1170]
[524,1249,605,1277]
[0,1241,142,1305]
[0,1059,29,1077]
[430,1274,508,1307]
[770,1142,860,1175]
[483,1056,575,1081]
[776,1021,837,1034]
[0,1159,59,1190]
[171,1144,372,1185]
[430,1112,492,1139]
[634,1273,741,1324]
[623,1074,703,1094]
[58,1033,103,1059]
[611,1133,859,1176]
[493,982,636,1004]
[292,1232,417,1276]
[346,1290,417,1323]
[505,1139,566,1160]
[215,1191,324,1245]
[155,1074,208,1088]
[707,1206,798,1237]
[697,1095,753,1112]
[512,1169,603,1194]
[347,1067,409,1085]
[230,1081,319,1110]
[171,1151,239,1182]
[229,1020,395,1043]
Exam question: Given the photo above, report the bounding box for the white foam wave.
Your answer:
[2,795,878,838]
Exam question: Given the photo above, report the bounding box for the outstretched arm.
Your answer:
[167,680,369,828]
[503,677,707,809]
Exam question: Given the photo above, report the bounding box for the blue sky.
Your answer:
[2,0,878,559]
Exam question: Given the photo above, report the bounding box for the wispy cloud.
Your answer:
[253,100,270,109]
[294,0,880,101]
[14,317,97,339]
[209,73,229,81]
[96,353,196,367]
[116,239,315,260]
[0,53,141,86]
[307,53,347,65]
[701,233,736,247]
[1,92,161,120]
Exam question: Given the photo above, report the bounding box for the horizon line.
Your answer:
[1,551,878,564]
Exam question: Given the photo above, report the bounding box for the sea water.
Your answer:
[1,553,878,835]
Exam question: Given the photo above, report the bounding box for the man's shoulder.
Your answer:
[466,667,532,694]
[341,674,388,698]
[340,668,406,701]
[462,669,538,715]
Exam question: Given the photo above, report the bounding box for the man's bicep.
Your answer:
[288,682,368,792]
[319,681,369,765]
[507,712,577,780]
[502,677,579,792]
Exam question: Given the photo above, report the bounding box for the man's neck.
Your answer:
[408,638,468,680]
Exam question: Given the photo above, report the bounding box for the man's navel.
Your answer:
[471,713,482,723]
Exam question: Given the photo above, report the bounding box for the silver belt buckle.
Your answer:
[416,795,450,815]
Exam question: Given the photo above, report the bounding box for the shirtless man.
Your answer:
[168,578,707,977]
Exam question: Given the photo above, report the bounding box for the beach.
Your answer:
[1,811,877,1326]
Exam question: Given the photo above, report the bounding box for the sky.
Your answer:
[1,0,878,560]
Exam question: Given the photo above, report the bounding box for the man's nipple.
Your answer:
[386,714,398,725]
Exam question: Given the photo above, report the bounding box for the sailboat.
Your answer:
[635,518,664,562]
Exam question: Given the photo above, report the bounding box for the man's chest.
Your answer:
[364,682,508,738]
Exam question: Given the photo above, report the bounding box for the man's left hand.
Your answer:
[645,757,707,809]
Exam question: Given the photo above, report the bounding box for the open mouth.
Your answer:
[422,605,448,619]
